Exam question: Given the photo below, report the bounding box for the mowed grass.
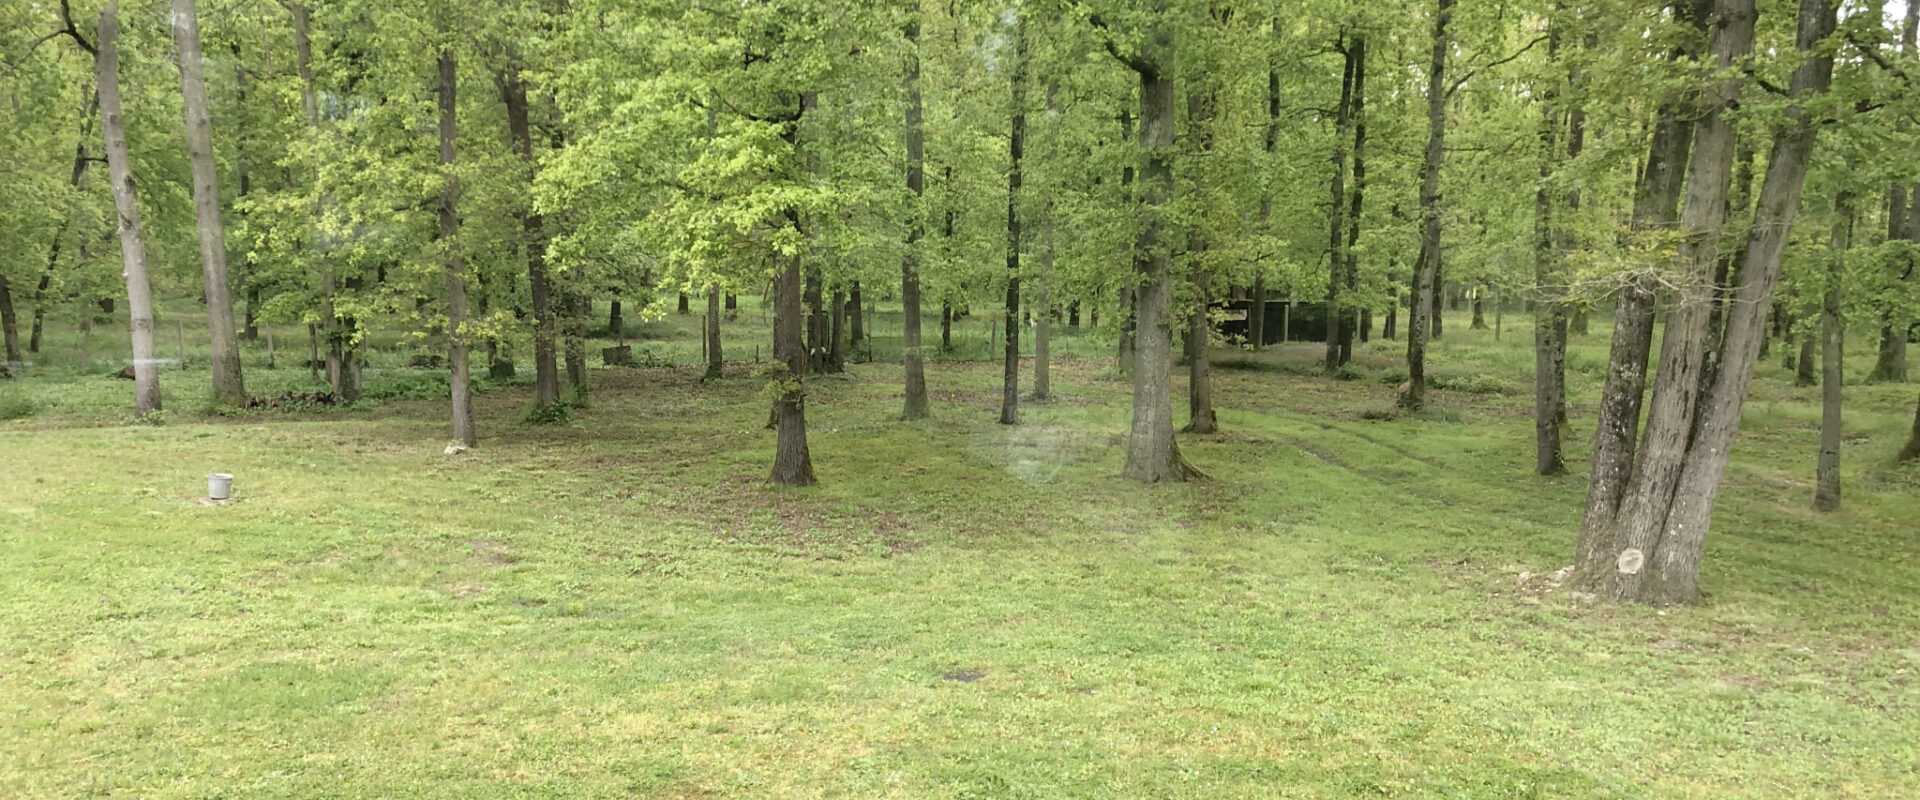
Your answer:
[2,309,1918,799]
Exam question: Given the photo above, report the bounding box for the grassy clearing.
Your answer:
[2,308,1917,798]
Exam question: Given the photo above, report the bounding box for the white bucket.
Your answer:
[208,473,234,501]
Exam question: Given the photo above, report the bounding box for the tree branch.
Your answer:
[1447,33,1550,97]
[1085,12,1153,75]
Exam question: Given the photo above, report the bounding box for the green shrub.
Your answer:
[1377,367,1408,386]
[523,402,572,425]
[1428,371,1508,395]
[1333,363,1371,382]
[0,392,37,421]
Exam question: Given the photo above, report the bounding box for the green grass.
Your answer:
[2,306,1918,798]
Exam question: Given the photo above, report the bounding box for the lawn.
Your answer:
[2,307,1917,798]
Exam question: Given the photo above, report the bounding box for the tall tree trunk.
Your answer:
[1796,333,1817,386]
[1402,0,1451,412]
[1340,36,1368,367]
[1585,0,1832,605]
[1116,106,1136,375]
[678,293,690,315]
[1814,190,1850,511]
[829,287,846,373]
[437,37,474,447]
[1184,84,1217,434]
[901,17,930,419]
[1324,38,1355,372]
[31,88,99,355]
[498,64,559,408]
[1120,23,1202,482]
[1899,390,1920,462]
[607,298,622,335]
[1872,2,1918,383]
[98,3,162,416]
[564,287,587,397]
[1534,41,1569,476]
[1000,17,1024,425]
[705,282,723,381]
[1033,78,1057,401]
[1252,45,1279,352]
[171,0,245,406]
[770,93,817,486]
[804,271,825,374]
[1584,0,1754,604]
[0,278,19,367]
[847,282,863,344]
[233,46,257,343]
[1577,0,1708,567]
[940,303,952,351]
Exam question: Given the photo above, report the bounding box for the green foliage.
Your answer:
[1427,370,1510,396]
[0,391,37,421]
[522,401,572,425]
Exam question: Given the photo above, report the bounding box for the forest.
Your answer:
[2,0,1918,796]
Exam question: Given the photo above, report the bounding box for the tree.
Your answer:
[95,2,161,417]
[1000,10,1026,426]
[901,16,931,420]
[1401,0,1451,412]
[170,0,245,407]
[1814,189,1849,511]
[1088,2,1205,483]
[1575,0,1839,605]
[438,12,475,448]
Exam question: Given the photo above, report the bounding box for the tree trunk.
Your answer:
[1000,17,1025,425]
[1534,48,1568,476]
[608,298,622,335]
[1323,38,1355,372]
[1899,390,1920,462]
[847,282,863,344]
[1814,190,1850,511]
[804,271,825,374]
[769,93,817,486]
[829,287,846,373]
[1402,0,1451,412]
[499,64,559,408]
[1340,36,1368,366]
[705,282,723,380]
[170,0,245,405]
[1120,29,1202,482]
[724,293,737,320]
[437,37,474,447]
[1184,85,1217,433]
[1033,78,1057,402]
[1117,105,1137,376]
[1582,0,1754,604]
[34,87,96,356]
[0,278,19,367]
[940,303,952,351]
[678,292,690,315]
[1584,0,1832,605]
[1796,335,1817,386]
[901,17,930,419]
[564,288,587,397]
[1577,0,1707,567]
[98,3,162,416]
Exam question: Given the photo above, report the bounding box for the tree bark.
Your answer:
[1796,334,1817,386]
[1584,0,1832,605]
[437,36,474,447]
[607,298,622,335]
[1815,190,1849,511]
[498,64,560,408]
[1899,390,1920,462]
[1324,38,1355,372]
[1116,106,1136,376]
[1119,17,1202,483]
[901,17,930,419]
[1577,0,1708,567]
[1340,36,1368,366]
[98,3,162,416]
[0,278,19,368]
[1034,79,1057,402]
[1184,84,1217,433]
[696,283,718,380]
[1402,0,1451,412]
[829,287,846,373]
[1000,16,1024,425]
[770,93,816,486]
[848,282,863,344]
[1534,42,1568,476]
[170,0,245,406]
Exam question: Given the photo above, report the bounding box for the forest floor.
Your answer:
[2,305,1918,798]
